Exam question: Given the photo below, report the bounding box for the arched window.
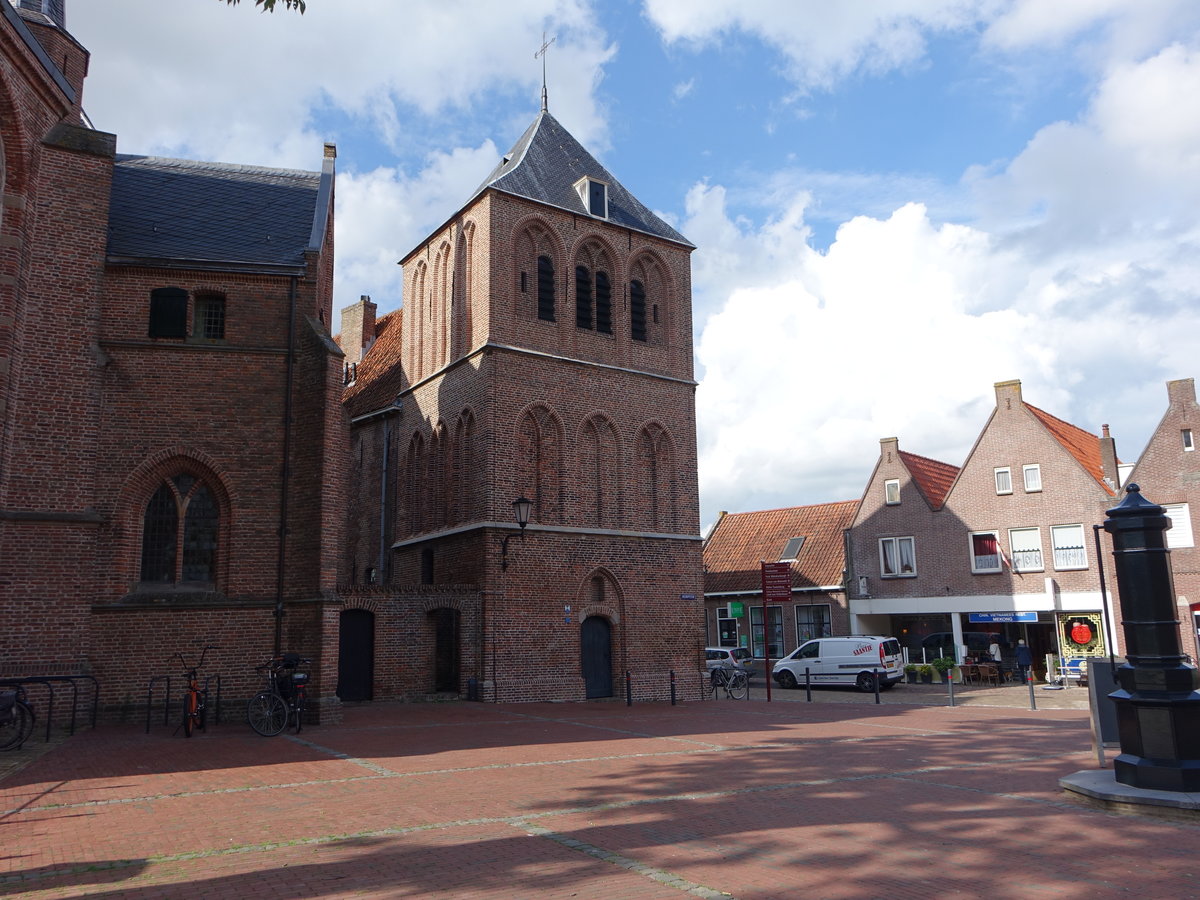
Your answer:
[140,474,219,586]
[517,406,562,524]
[580,415,619,528]
[537,254,556,321]
[630,279,647,342]
[636,424,675,531]
[575,265,593,329]
[595,271,612,334]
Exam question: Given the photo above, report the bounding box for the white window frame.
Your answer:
[1023,464,1042,493]
[879,536,916,578]
[970,530,1003,573]
[794,604,832,643]
[1184,429,1195,452]
[1051,524,1088,571]
[994,467,1012,495]
[1008,527,1044,572]
[1164,503,1194,549]
[884,478,900,505]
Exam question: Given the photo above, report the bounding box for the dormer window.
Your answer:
[574,176,608,219]
[780,536,805,561]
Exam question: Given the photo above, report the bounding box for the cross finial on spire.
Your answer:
[535,31,556,112]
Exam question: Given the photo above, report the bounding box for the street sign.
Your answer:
[761,561,792,602]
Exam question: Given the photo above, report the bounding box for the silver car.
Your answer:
[705,647,756,675]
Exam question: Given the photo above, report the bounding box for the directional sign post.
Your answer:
[761,561,792,701]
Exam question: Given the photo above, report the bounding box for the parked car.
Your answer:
[705,647,756,674]
[772,636,903,692]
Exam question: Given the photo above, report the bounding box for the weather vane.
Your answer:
[536,31,556,112]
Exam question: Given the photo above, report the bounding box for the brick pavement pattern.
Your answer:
[3,691,1198,899]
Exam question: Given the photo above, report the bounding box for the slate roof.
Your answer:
[704,501,857,595]
[470,110,693,248]
[107,155,322,269]
[1027,403,1116,494]
[342,310,405,420]
[898,450,959,509]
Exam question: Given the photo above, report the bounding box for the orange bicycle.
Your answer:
[176,645,217,738]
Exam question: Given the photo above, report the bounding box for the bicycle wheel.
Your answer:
[247,691,288,736]
[0,702,30,751]
[727,672,749,700]
[292,689,306,733]
[183,689,198,738]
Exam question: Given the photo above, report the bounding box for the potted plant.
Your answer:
[931,657,956,683]
[917,664,935,684]
[904,663,919,684]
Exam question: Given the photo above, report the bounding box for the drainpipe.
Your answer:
[378,423,391,581]
[274,275,298,656]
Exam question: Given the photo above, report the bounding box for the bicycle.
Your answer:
[708,666,749,700]
[247,653,309,737]
[176,645,217,738]
[0,686,36,751]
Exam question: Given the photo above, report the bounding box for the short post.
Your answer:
[805,667,812,702]
[669,670,676,706]
[1103,484,1200,791]
[625,670,632,706]
[1027,668,1037,710]
[873,668,881,704]
[946,669,955,707]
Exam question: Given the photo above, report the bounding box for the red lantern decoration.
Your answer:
[1070,620,1093,646]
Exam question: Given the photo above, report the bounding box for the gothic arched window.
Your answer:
[140,474,219,586]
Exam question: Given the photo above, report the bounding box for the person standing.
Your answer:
[988,637,1002,663]
[1016,639,1034,683]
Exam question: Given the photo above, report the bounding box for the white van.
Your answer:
[772,636,903,692]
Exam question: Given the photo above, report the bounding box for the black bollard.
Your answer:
[670,669,676,706]
[625,670,632,706]
[1103,484,1200,792]
[805,666,812,702]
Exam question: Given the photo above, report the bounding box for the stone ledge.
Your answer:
[1061,769,1200,821]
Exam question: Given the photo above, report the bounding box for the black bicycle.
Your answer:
[247,653,309,736]
[0,686,35,751]
[176,645,217,738]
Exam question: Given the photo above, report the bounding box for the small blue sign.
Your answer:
[969,612,1038,623]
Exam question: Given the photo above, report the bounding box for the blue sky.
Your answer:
[68,1,1200,532]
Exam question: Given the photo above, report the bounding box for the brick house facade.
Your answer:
[847,380,1123,677]
[702,502,856,668]
[0,3,347,719]
[1124,378,1200,658]
[339,107,706,703]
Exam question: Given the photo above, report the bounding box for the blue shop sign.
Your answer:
[969,612,1038,623]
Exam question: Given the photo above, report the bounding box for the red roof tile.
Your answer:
[703,501,857,595]
[1026,404,1115,494]
[897,450,958,509]
[342,310,405,419]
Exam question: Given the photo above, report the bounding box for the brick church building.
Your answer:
[2,1,705,715]
[1,1,347,717]
[338,101,706,703]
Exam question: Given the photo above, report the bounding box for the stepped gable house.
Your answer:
[339,104,705,703]
[0,1,346,715]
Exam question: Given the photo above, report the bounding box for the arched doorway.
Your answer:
[430,607,460,693]
[337,608,375,701]
[581,616,613,699]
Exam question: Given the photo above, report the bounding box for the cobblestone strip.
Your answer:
[516,819,736,899]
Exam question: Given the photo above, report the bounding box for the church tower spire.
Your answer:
[535,31,555,112]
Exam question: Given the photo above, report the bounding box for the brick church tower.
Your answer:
[342,105,705,702]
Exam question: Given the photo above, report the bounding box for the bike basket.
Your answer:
[291,672,308,683]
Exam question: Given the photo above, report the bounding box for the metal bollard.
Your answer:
[1027,670,1037,710]
[873,668,881,704]
[805,667,812,702]
[670,669,676,706]
[946,669,955,707]
[625,670,632,706]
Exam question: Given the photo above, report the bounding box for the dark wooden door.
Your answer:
[337,609,374,701]
[432,608,459,693]
[581,616,613,699]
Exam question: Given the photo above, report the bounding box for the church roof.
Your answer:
[107,155,323,270]
[471,110,693,248]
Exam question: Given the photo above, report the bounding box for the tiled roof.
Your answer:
[342,310,404,419]
[1027,404,1115,494]
[704,501,857,595]
[898,450,959,509]
[471,110,693,248]
[107,155,320,268]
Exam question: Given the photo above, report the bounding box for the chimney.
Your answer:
[339,295,376,365]
[994,379,1022,412]
[1099,423,1121,492]
[1167,378,1197,410]
[880,436,899,464]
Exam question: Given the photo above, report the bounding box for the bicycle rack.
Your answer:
[145,676,171,734]
[0,674,100,742]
